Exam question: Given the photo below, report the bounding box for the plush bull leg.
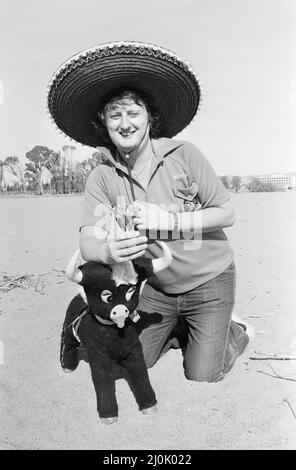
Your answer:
[60,295,87,371]
[121,344,157,413]
[86,347,119,422]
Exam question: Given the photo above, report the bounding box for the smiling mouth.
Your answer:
[120,131,135,138]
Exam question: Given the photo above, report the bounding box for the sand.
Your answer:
[0,192,296,450]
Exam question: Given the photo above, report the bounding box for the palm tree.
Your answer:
[62,145,76,192]
[5,156,26,192]
[0,160,6,192]
[40,166,52,194]
[25,146,60,194]
[0,156,26,193]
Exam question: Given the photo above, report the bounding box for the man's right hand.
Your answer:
[105,230,148,263]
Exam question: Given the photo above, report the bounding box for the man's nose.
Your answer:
[120,114,131,130]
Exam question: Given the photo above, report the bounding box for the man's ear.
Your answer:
[132,258,154,281]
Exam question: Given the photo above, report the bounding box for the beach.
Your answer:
[0,192,295,450]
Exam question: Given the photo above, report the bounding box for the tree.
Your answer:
[0,156,26,192]
[73,151,104,192]
[247,177,281,192]
[5,156,26,192]
[61,145,76,193]
[25,146,60,194]
[48,150,64,194]
[1,146,104,195]
[0,160,6,192]
[231,175,242,192]
[220,175,230,189]
[91,151,104,167]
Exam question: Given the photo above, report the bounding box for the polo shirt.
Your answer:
[80,137,234,294]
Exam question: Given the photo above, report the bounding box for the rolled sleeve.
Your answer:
[80,167,114,231]
[184,142,231,208]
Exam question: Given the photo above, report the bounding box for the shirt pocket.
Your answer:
[173,182,202,212]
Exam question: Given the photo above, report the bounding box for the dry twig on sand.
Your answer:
[0,273,33,292]
[257,363,296,383]
[282,398,296,420]
[250,356,296,361]
[250,350,296,361]
[0,270,66,295]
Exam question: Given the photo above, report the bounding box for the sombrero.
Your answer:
[47,41,201,148]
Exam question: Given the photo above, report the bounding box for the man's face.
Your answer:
[104,98,150,153]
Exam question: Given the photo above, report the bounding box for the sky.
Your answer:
[0,0,295,175]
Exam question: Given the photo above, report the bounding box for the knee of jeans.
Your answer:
[185,368,225,383]
[142,349,158,370]
[145,357,155,369]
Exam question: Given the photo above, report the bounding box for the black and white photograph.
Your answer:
[0,0,295,452]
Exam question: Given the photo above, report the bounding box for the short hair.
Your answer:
[92,89,160,149]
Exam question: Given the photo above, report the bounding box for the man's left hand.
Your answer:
[129,201,174,231]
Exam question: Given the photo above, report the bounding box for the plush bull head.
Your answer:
[66,241,172,328]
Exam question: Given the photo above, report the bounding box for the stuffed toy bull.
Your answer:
[60,241,172,425]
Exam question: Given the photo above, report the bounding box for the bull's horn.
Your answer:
[152,241,172,273]
[65,249,83,283]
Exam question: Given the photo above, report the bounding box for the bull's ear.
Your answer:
[132,258,154,280]
[78,261,112,287]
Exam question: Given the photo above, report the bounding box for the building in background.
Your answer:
[257,174,296,190]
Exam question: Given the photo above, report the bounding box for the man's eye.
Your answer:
[108,112,120,118]
[101,290,112,303]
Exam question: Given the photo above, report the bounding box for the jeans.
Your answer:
[136,261,249,382]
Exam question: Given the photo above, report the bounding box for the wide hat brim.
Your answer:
[47,41,201,148]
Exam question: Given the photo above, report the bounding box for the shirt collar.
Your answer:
[95,137,184,174]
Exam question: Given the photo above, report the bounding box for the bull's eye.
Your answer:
[101,290,112,303]
[125,286,136,301]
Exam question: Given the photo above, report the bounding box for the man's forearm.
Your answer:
[79,236,110,264]
[175,206,235,233]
